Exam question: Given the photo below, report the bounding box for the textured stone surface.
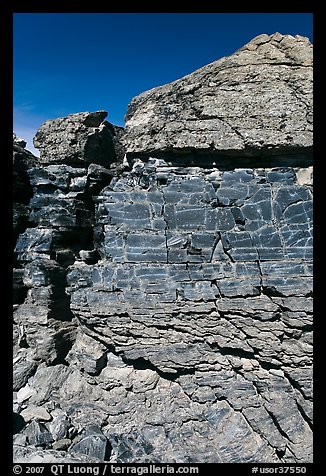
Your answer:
[13,445,102,463]
[69,426,109,460]
[33,111,119,166]
[13,157,313,463]
[49,415,71,441]
[13,133,37,248]
[20,405,52,422]
[23,420,54,446]
[13,354,37,391]
[13,33,313,464]
[124,33,312,157]
[66,329,107,375]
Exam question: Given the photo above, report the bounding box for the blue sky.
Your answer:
[13,13,313,155]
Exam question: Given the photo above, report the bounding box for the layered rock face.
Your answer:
[13,33,313,464]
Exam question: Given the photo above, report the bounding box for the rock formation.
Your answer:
[124,32,312,158]
[33,110,124,165]
[13,33,313,464]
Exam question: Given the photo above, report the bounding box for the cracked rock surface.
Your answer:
[13,33,313,464]
[33,110,124,165]
[124,33,312,157]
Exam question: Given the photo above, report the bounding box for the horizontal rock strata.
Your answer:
[13,32,313,464]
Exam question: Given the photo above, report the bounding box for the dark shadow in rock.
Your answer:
[126,149,313,170]
[49,271,74,322]
[51,329,76,366]
[13,268,28,304]
[13,412,26,434]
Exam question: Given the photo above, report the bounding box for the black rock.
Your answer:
[69,427,110,461]
[24,421,54,446]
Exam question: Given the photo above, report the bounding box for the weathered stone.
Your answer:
[16,384,36,403]
[24,421,54,446]
[29,196,94,228]
[13,204,31,249]
[13,133,38,249]
[52,439,72,450]
[13,132,27,149]
[13,134,37,203]
[33,111,117,166]
[13,445,102,462]
[13,434,28,446]
[14,303,50,326]
[124,33,312,157]
[13,359,37,391]
[12,33,313,464]
[28,164,86,189]
[69,427,109,460]
[14,228,58,262]
[20,405,52,423]
[49,415,71,441]
[28,325,74,365]
[66,330,107,375]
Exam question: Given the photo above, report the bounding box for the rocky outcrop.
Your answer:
[33,110,123,165]
[124,33,312,158]
[13,134,38,306]
[13,33,313,464]
[13,134,37,241]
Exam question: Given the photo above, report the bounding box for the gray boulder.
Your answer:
[24,421,54,446]
[33,111,117,166]
[68,426,109,461]
[13,359,37,391]
[123,33,312,157]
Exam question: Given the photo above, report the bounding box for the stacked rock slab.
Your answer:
[13,113,118,462]
[13,33,313,463]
